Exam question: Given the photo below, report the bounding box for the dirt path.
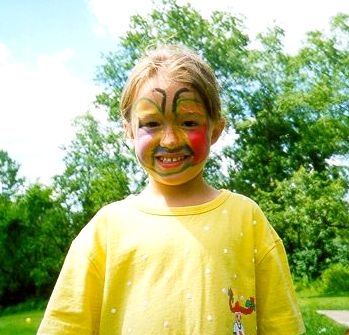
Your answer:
[317,310,349,327]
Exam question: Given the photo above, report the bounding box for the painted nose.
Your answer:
[160,126,181,149]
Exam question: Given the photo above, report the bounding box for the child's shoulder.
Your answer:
[97,194,136,215]
[223,189,260,210]
[78,195,136,234]
[97,194,136,213]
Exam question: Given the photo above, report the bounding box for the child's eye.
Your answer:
[139,121,160,128]
[182,120,199,128]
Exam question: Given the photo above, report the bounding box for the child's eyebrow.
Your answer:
[172,87,190,114]
[153,88,166,114]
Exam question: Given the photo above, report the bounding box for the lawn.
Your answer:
[0,310,43,335]
[0,294,348,334]
[298,291,349,335]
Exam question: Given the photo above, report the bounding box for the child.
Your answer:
[38,44,305,334]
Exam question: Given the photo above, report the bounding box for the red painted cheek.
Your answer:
[136,130,156,165]
[188,126,209,164]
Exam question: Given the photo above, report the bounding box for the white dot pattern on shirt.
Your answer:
[110,196,263,330]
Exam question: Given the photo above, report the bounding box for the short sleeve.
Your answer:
[256,237,305,335]
[37,217,106,335]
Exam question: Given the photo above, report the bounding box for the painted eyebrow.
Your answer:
[148,87,199,115]
[153,88,166,114]
[172,87,190,114]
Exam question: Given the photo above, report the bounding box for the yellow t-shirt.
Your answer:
[38,190,305,335]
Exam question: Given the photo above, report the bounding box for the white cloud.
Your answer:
[87,0,349,52]
[0,42,100,185]
[228,0,349,52]
[87,0,153,38]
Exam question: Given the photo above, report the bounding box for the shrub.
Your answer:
[321,263,349,294]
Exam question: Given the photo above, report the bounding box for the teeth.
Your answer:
[159,156,185,163]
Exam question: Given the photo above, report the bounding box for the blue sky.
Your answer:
[0,0,115,186]
[1,0,348,185]
[0,0,111,80]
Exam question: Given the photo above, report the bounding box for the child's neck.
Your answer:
[139,173,221,207]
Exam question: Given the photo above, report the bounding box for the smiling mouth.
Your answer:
[154,154,192,170]
[157,156,187,163]
[153,146,193,169]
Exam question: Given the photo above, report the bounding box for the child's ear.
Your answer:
[123,120,133,138]
[211,118,225,145]
[123,121,135,146]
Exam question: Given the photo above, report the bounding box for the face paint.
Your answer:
[133,98,161,122]
[187,125,210,164]
[175,98,207,116]
[174,99,210,165]
[130,80,216,186]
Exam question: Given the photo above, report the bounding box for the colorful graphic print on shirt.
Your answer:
[227,288,255,335]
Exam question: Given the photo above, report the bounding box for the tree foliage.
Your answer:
[0,182,70,306]
[226,18,349,195]
[0,149,24,198]
[257,167,349,279]
[53,113,133,230]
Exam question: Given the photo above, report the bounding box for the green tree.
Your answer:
[225,15,349,195]
[0,149,24,198]
[54,113,132,231]
[0,184,70,306]
[257,167,349,280]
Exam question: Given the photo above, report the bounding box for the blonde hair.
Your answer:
[120,44,222,122]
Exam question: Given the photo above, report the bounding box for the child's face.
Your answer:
[126,75,223,186]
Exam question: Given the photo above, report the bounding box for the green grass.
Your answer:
[298,290,349,335]
[0,293,348,334]
[0,310,43,335]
